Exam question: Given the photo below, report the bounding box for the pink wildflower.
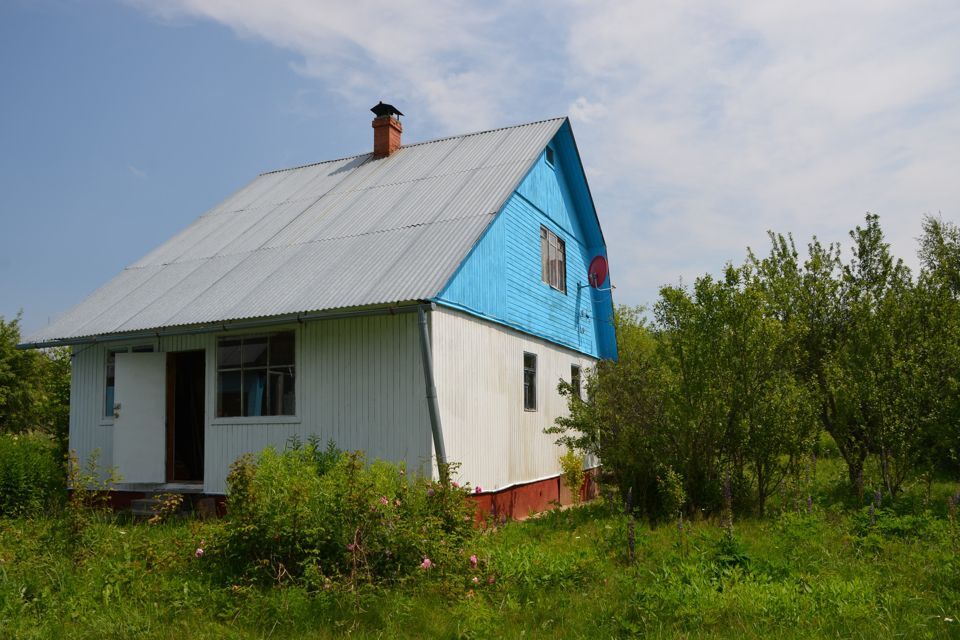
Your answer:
[475,486,482,494]
[426,488,436,497]
[487,575,495,585]
[420,557,433,570]
[472,576,480,584]
[469,554,478,568]
[195,547,204,558]
[347,542,356,552]
[379,496,389,506]
[394,499,402,507]
[452,481,459,488]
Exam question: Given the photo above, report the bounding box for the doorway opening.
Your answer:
[166,351,205,483]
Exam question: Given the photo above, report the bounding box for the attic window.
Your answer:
[217,331,296,418]
[545,146,555,167]
[540,226,566,293]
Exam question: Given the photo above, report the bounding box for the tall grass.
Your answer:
[0,457,957,639]
[0,432,63,516]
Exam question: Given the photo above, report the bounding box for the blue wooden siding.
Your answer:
[435,123,618,360]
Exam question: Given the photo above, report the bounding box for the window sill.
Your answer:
[99,418,114,427]
[542,281,567,296]
[211,415,302,426]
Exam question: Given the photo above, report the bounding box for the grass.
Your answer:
[1,458,959,639]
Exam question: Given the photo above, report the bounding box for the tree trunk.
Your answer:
[756,464,767,518]
[846,453,866,502]
[880,448,895,500]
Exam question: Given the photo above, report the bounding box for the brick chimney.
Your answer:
[371,101,403,158]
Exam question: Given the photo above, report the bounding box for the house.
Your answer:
[20,104,617,515]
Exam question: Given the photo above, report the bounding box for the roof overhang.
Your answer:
[17,301,431,350]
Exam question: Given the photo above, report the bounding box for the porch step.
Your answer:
[129,497,166,518]
[127,494,218,519]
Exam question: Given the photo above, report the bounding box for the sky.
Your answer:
[2,0,959,336]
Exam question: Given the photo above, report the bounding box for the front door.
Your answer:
[113,352,166,483]
[167,351,205,482]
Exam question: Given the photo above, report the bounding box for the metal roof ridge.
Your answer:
[259,116,568,177]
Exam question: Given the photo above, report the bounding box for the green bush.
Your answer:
[215,441,474,585]
[558,446,585,504]
[0,432,63,516]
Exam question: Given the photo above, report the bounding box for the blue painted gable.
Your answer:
[435,120,618,360]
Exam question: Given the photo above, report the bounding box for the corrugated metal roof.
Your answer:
[24,117,566,345]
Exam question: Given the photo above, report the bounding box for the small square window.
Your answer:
[217,331,296,418]
[523,352,537,411]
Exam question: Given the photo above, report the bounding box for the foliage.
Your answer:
[0,314,71,448]
[147,493,185,525]
[552,213,960,519]
[0,432,63,516]
[557,446,585,504]
[656,465,686,520]
[216,441,474,586]
[0,456,958,639]
[548,308,671,518]
[64,449,121,546]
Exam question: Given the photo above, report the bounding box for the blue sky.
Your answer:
[3,0,959,336]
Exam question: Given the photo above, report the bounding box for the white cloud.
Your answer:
[128,0,960,306]
[127,164,147,178]
[569,96,607,124]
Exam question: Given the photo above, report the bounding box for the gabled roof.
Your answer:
[23,118,566,346]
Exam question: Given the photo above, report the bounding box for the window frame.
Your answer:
[540,226,567,294]
[571,364,582,399]
[101,342,157,423]
[523,351,538,412]
[215,330,298,421]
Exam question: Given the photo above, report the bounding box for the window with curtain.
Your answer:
[217,331,295,418]
[540,226,566,293]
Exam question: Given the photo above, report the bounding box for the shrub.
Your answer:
[216,442,474,586]
[656,464,686,520]
[558,447,586,504]
[64,449,121,545]
[0,432,63,516]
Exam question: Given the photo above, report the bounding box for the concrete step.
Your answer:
[130,497,165,518]
[126,494,219,520]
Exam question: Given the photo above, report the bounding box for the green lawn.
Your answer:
[2,464,959,639]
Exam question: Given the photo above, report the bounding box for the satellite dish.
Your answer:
[588,255,608,288]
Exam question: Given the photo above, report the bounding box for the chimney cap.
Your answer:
[371,101,403,119]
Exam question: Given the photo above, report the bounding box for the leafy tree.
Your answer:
[553,213,959,516]
[549,308,669,518]
[0,314,71,446]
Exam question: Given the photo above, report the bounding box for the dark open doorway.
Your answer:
[166,351,205,483]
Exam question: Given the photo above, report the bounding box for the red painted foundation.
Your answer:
[100,470,598,522]
[95,490,226,517]
[469,467,600,523]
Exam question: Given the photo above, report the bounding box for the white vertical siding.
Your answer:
[68,313,432,494]
[204,313,431,493]
[432,306,596,491]
[69,343,114,478]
